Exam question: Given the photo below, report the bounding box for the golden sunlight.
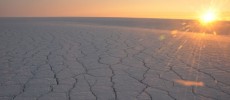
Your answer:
[199,9,217,24]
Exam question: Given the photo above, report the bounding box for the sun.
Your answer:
[199,10,217,24]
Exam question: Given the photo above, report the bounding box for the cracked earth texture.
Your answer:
[0,18,230,100]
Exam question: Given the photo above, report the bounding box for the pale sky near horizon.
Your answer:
[0,0,230,20]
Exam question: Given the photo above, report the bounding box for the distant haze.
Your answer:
[0,0,230,20]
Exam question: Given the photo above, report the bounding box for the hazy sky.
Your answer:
[0,0,229,19]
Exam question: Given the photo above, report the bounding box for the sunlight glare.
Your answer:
[200,9,217,24]
[175,80,204,87]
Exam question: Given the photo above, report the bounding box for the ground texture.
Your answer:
[0,19,230,100]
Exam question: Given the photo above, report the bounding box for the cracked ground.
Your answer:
[0,19,230,100]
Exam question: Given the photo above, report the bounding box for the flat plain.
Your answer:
[0,18,230,100]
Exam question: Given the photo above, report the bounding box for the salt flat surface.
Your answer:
[0,18,230,100]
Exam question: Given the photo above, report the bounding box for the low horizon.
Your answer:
[1,16,230,22]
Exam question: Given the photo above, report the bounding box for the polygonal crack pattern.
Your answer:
[0,20,230,100]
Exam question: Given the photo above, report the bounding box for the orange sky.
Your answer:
[0,0,230,20]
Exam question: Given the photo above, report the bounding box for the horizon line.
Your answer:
[0,16,229,21]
